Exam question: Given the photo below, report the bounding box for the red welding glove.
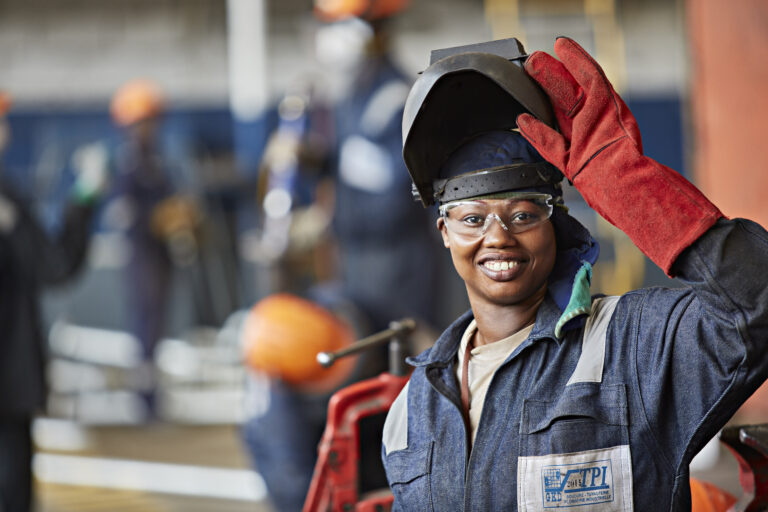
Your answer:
[517,37,723,275]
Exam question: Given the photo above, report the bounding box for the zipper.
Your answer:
[425,363,472,510]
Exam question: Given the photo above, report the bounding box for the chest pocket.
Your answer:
[384,442,434,512]
[519,383,629,454]
[517,296,634,511]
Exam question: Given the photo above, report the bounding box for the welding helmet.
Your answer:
[402,38,561,206]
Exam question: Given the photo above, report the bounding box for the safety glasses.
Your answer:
[439,193,554,238]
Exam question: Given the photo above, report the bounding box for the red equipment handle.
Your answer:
[304,319,415,512]
[302,372,409,512]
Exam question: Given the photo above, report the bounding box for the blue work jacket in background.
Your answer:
[382,217,768,511]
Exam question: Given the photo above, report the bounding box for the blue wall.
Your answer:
[626,95,687,177]
[2,107,245,197]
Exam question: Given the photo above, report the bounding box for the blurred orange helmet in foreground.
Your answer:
[110,79,164,126]
[689,478,736,512]
[242,293,357,393]
[0,92,11,117]
[314,0,408,21]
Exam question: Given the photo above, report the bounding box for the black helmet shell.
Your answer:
[402,41,557,206]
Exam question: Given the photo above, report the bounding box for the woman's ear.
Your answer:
[436,217,450,248]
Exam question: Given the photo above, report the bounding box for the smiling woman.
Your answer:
[433,150,559,327]
[438,204,555,324]
[379,35,768,512]
[427,126,592,341]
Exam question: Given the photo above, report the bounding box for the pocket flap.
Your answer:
[521,384,628,434]
[385,442,433,485]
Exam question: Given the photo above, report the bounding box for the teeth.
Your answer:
[484,261,517,271]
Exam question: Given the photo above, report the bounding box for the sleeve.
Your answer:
[632,217,768,471]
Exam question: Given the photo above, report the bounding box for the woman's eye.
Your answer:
[461,215,485,226]
[511,211,540,224]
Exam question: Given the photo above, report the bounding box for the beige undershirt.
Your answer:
[455,319,534,445]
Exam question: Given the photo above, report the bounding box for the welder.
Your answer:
[109,79,174,413]
[381,37,768,511]
[315,0,438,331]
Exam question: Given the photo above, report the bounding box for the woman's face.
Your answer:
[437,200,557,309]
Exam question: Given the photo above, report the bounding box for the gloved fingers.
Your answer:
[524,50,583,119]
[553,37,614,99]
[517,113,568,173]
[554,37,643,148]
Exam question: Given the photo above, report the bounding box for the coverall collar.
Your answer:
[407,293,567,369]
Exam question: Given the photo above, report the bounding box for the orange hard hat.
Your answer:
[110,79,164,126]
[241,293,357,393]
[689,478,737,512]
[0,92,11,116]
[314,0,408,22]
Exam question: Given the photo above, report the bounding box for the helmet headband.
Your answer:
[422,161,562,204]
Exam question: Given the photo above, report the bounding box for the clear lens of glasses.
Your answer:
[440,194,554,237]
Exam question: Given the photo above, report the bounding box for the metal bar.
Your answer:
[388,337,406,376]
[317,318,416,368]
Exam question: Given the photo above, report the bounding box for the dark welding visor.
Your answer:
[402,38,557,206]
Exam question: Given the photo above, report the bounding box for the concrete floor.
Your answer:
[34,422,274,512]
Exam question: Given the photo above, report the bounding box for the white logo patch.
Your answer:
[518,446,633,511]
[541,458,613,507]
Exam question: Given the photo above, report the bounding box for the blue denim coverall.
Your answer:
[382,217,768,511]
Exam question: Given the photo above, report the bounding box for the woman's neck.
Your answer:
[470,288,546,347]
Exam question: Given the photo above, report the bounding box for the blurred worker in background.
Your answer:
[250,80,336,296]
[315,0,438,332]
[107,79,176,415]
[0,92,104,512]
[240,1,443,510]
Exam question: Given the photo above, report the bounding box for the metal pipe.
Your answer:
[317,318,416,368]
[388,336,406,377]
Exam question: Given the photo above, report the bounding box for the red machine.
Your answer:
[718,424,768,511]
[303,319,414,512]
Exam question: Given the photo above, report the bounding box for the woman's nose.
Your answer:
[482,213,517,245]
[481,213,508,234]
